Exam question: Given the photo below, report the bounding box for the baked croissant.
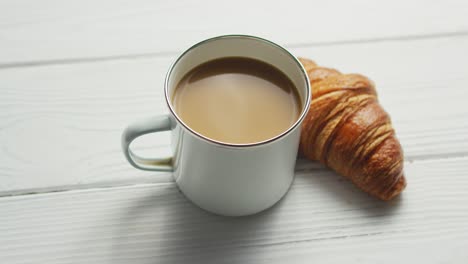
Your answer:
[299,58,406,201]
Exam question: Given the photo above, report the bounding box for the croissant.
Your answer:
[298,58,406,201]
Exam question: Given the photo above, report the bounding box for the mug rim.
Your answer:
[164,34,311,148]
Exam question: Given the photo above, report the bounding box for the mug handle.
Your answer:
[121,115,173,171]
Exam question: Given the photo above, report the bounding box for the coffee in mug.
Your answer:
[172,57,302,144]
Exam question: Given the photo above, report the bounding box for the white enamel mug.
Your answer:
[122,35,311,216]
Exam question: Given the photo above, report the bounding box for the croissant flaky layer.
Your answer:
[299,58,406,201]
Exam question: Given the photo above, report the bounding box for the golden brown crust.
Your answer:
[298,57,406,200]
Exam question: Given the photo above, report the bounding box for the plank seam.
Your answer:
[1,31,467,70]
[1,155,467,199]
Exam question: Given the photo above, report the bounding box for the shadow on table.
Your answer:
[111,182,282,264]
[295,158,404,217]
[111,160,403,263]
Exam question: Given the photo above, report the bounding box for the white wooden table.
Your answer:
[1,0,468,263]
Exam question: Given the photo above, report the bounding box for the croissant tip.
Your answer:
[382,176,407,201]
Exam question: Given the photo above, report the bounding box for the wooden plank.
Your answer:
[1,0,468,64]
[1,36,467,194]
[1,157,467,263]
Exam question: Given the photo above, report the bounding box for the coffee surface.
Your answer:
[172,57,301,144]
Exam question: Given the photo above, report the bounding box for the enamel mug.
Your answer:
[122,35,311,216]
